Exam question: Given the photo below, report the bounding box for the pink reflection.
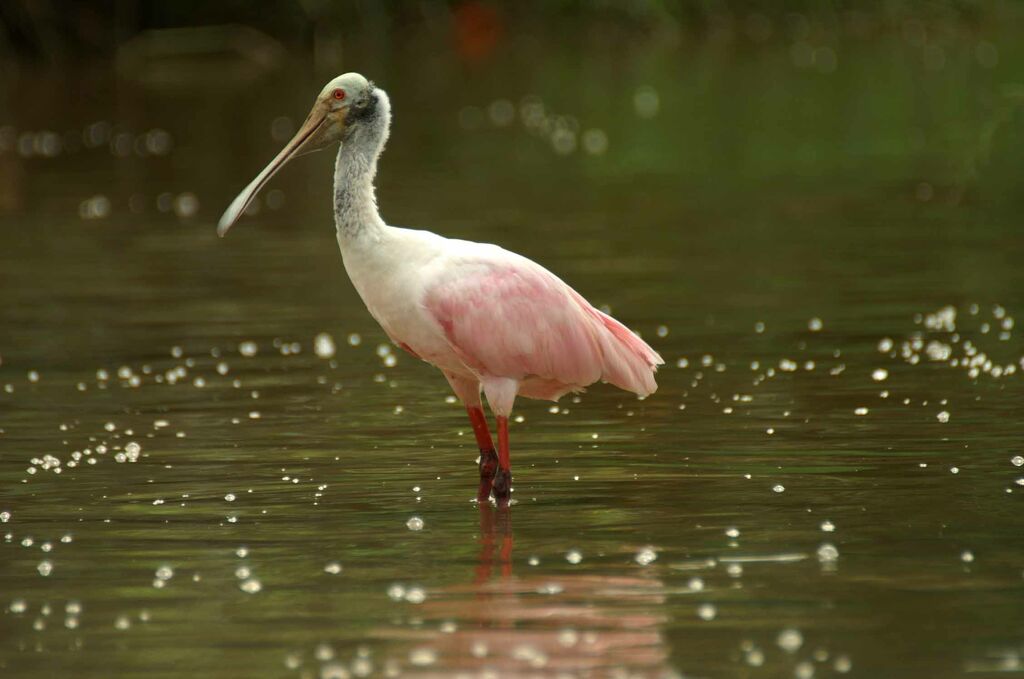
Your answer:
[374,506,675,678]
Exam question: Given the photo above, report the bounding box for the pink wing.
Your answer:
[423,253,663,400]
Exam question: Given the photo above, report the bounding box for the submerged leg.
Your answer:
[493,416,512,507]
[468,405,498,502]
[444,372,497,501]
[476,503,513,582]
[482,377,518,509]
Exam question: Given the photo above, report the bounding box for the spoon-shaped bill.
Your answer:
[217,103,332,237]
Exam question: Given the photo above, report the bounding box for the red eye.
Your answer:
[333,88,345,101]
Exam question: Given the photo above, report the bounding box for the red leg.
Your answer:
[468,406,498,502]
[493,415,512,507]
[467,405,494,451]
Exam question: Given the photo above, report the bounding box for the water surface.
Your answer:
[2,16,1024,678]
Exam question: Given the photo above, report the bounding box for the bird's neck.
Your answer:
[333,95,391,242]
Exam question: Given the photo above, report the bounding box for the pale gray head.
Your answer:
[217,73,385,236]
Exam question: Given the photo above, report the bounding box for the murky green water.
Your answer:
[3,13,1024,678]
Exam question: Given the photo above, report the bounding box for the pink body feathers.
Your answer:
[424,256,663,402]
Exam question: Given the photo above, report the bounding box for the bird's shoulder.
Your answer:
[387,225,551,280]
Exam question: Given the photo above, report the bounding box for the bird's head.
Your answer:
[217,73,379,236]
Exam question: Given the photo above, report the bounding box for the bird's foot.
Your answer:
[493,469,512,508]
[477,448,499,502]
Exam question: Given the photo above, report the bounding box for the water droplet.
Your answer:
[37,560,53,576]
[808,317,823,332]
[79,194,111,220]
[173,192,199,218]
[314,332,336,359]
[550,127,577,155]
[745,647,765,666]
[936,411,950,423]
[635,547,657,565]
[565,550,582,564]
[960,550,974,563]
[557,629,578,647]
[1012,455,1024,467]
[820,520,835,532]
[319,662,347,679]
[324,561,343,575]
[239,341,258,357]
[239,578,262,593]
[145,128,172,155]
[124,441,141,462]
[406,516,424,531]
[408,647,437,667]
[872,368,889,381]
[697,603,717,621]
[777,628,803,652]
[772,484,785,493]
[816,543,839,562]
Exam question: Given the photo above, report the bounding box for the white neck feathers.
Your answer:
[333,90,391,241]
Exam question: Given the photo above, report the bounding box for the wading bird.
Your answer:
[218,73,662,507]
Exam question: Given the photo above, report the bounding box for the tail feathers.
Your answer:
[594,310,664,397]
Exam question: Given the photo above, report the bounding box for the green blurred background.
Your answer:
[1,0,1022,213]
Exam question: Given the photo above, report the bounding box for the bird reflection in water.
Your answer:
[372,506,678,679]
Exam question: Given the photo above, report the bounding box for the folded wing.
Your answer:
[423,249,663,400]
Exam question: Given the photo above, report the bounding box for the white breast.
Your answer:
[337,226,469,374]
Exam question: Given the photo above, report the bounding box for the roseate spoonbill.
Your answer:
[218,73,663,507]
